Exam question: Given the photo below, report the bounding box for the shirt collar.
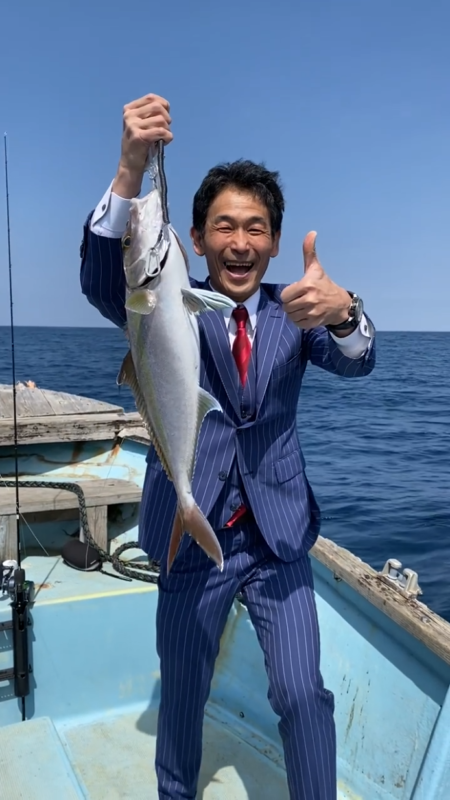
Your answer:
[205,278,260,331]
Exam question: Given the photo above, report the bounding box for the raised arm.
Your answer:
[80,93,173,328]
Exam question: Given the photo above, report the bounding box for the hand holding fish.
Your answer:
[280,232,352,332]
[113,93,173,199]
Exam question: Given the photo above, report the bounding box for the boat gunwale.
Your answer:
[311,535,450,666]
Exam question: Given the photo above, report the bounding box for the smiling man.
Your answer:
[80,93,376,800]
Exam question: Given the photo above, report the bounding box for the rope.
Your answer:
[2,480,161,584]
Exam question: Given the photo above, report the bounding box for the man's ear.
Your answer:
[270,230,281,258]
[190,227,205,257]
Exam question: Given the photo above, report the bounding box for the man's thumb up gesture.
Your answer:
[280,232,352,332]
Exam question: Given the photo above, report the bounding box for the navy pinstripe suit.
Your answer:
[80,217,375,799]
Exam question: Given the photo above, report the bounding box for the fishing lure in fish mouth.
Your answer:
[121,141,171,285]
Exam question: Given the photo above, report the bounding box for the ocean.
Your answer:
[0,326,449,620]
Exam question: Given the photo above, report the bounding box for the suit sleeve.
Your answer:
[303,319,376,378]
[79,211,128,329]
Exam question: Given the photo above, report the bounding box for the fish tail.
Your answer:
[167,502,224,574]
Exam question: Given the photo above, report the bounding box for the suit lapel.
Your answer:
[199,306,242,419]
[255,288,285,416]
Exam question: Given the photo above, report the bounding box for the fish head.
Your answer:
[122,188,170,290]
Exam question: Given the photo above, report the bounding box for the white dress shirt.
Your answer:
[90,182,373,358]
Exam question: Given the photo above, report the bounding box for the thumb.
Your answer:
[303,231,320,274]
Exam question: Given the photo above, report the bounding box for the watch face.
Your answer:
[354,296,363,322]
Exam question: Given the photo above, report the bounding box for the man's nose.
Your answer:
[230,229,250,253]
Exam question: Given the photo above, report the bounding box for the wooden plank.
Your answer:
[311,535,450,666]
[86,505,108,551]
[43,391,123,417]
[117,424,151,445]
[16,389,55,418]
[0,479,141,516]
[0,385,124,419]
[0,411,143,447]
[0,391,13,419]
[0,514,18,562]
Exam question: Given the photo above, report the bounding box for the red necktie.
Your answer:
[224,305,252,528]
[232,305,251,386]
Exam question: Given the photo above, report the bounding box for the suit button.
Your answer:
[218,471,227,481]
[230,502,240,512]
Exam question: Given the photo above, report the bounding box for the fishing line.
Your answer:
[156,139,169,225]
[3,133,21,566]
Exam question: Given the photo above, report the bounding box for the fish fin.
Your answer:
[197,386,222,422]
[125,288,157,315]
[167,502,224,574]
[117,351,173,481]
[181,287,237,315]
[171,227,191,273]
[167,507,184,571]
[116,350,136,388]
[188,388,223,482]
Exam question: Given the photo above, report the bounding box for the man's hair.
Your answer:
[192,159,285,236]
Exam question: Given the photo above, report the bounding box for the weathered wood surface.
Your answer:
[311,535,450,666]
[0,478,141,515]
[85,505,108,551]
[0,384,151,446]
[0,479,141,562]
[0,411,143,446]
[117,424,151,445]
[0,514,17,561]
[0,384,123,419]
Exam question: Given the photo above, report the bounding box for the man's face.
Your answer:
[190,187,280,302]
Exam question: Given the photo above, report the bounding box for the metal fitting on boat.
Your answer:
[379,558,423,599]
[0,559,18,595]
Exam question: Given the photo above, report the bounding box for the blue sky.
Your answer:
[0,0,448,330]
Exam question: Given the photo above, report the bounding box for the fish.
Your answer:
[117,141,236,573]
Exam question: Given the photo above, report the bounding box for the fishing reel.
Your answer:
[0,560,34,704]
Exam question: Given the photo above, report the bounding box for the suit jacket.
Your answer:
[80,216,376,562]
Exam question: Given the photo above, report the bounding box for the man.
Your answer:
[80,93,375,800]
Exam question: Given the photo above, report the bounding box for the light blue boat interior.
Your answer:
[1,435,450,799]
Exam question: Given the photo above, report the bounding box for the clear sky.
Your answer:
[0,0,448,330]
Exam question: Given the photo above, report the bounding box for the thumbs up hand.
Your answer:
[280,232,352,332]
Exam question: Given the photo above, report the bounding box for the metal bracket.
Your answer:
[379,558,423,599]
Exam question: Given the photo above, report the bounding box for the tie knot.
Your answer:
[232,305,249,329]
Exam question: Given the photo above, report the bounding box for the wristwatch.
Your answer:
[326,291,363,333]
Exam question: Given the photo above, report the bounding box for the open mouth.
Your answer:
[223,261,254,278]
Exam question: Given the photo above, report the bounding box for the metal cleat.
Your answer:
[379,558,423,599]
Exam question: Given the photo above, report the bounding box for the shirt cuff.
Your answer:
[328,314,373,358]
[89,181,131,238]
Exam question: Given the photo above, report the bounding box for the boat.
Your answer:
[1,382,449,799]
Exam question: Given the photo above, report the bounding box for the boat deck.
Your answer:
[1,557,365,800]
[1,707,292,800]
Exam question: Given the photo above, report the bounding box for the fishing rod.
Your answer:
[0,133,33,721]
[4,133,21,562]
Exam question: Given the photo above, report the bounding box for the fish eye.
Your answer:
[122,234,131,249]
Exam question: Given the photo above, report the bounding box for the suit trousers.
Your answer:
[155,519,336,799]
